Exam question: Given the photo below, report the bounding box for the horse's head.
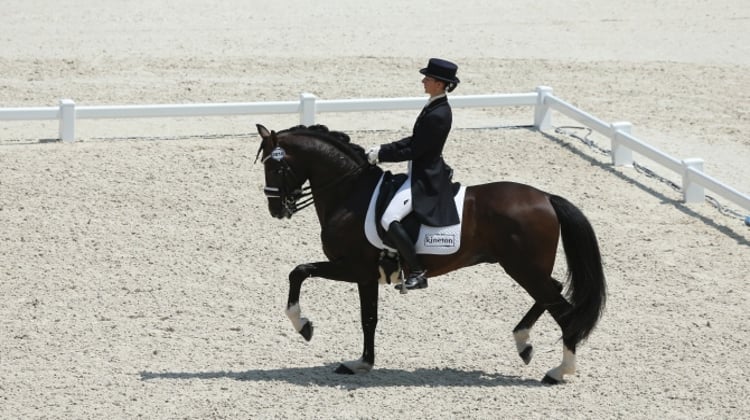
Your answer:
[256,123,370,219]
[256,124,307,219]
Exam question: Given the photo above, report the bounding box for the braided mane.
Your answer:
[280,125,367,166]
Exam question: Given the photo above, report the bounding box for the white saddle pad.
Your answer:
[364,174,466,255]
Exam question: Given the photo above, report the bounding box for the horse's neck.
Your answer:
[300,146,363,221]
[293,140,359,189]
[308,158,360,198]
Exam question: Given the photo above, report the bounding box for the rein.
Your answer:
[294,162,369,213]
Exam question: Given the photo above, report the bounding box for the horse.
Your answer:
[254,123,606,384]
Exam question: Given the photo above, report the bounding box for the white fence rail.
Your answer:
[533,87,750,214]
[1,86,748,215]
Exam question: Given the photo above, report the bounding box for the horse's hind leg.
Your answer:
[541,295,577,385]
[513,279,563,365]
[513,304,544,365]
[513,272,577,384]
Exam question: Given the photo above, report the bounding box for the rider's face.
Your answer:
[422,76,445,96]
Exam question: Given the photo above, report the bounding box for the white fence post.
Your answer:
[534,86,553,131]
[682,158,705,203]
[59,99,76,142]
[611,121,634,166]
[300,93,317,126]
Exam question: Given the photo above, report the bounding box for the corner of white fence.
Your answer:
[533,86,553,131]
[59,99,76,142]
[682,158,705,203]
[300,93,317,126]
[610,121,634,167]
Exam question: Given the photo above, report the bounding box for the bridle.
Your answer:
[259,146,310,216]
[258,145,367,217]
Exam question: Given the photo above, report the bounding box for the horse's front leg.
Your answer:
[284,260,379,374]
[334,279,379,374]
[285,262,347,342]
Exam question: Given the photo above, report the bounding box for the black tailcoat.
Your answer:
[377,96,460,227]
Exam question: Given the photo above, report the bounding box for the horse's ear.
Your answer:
[255,124,275,163]
[256,124,271,139]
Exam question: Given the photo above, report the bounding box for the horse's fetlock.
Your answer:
[285,303,308,332]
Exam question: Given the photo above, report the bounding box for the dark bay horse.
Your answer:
[255,124,606,384]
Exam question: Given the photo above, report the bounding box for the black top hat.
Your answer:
[419,58,460,85]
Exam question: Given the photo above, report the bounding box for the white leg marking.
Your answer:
[377,266,387,285]
[513,328,531,353]
[377,263,402,285]
[545,345,577,382]
[341,358,374,374]
[285,303,309,332]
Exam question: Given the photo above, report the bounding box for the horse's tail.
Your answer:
[549,194,607,344]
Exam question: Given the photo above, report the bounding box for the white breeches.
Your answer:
[380,174,413,230]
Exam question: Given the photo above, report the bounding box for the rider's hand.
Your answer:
[366,146,380,165]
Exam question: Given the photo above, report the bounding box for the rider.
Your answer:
[366,58,461,290]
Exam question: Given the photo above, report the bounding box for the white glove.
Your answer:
[366,146,380,165]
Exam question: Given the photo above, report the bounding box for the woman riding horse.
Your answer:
[256,122,606,384]
[366,58,462,291]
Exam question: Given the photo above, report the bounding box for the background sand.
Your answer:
[1,1,750,418]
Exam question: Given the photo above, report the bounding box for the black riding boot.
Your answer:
[386,221,428,290]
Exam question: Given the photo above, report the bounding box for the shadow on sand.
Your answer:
[140,364,544,389]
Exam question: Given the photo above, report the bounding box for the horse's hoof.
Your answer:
[299,321,313,341]
[519,345,534,365]
[334,364,355,375]
[541,374,561,385]
[334,358,373,374]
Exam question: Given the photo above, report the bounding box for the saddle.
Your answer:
[365,171,466,255]
[373,172,420,246]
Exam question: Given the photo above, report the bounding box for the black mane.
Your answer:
[281,125,367,165]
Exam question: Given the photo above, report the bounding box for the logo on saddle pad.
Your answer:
[424,233,456,248]
[365,174,466,256]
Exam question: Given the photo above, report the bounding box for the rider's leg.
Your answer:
[380,181,427,290]
[386,220,428,290]
[380,176,413,231]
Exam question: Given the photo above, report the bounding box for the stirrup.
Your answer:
[395,270,428,292]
